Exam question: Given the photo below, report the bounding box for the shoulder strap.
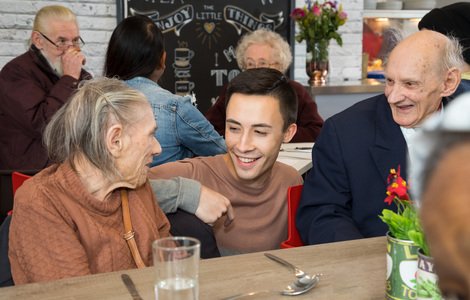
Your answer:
[121,188,146,268]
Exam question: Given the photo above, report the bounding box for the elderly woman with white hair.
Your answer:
[205,28,324,142]
[8,77,172,284]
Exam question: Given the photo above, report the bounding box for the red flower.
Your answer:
[384,166,410,205]
[290,8,306,19]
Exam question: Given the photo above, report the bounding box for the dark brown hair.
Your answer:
[226,68,297,131]
[104,15,165,80]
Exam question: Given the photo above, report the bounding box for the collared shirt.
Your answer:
[400,102,444,163]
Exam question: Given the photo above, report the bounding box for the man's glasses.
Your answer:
[38,32,85,51]
[242,61,280,70]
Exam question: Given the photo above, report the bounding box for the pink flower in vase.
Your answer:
[313,6,322,16]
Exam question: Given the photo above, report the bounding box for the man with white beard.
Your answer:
[0,5,90,170]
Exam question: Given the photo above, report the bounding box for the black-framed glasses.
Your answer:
[242,60,280,70]
[38,32,85,51]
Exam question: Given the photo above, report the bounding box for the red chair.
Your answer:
[12,172,31,196]
[281,184,305,249]
[8,172,32,217]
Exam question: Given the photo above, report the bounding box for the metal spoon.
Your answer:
[264,253,321,279]
[222,275,319,299]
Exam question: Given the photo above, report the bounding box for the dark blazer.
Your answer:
[296,94,409,245]
[297,93,454,245]
[451,78,470,100]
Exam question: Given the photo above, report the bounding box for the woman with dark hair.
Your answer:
[104,15,226,167]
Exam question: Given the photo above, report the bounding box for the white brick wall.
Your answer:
[0,0,117,77]
[293,0,363,83]
[0,0,364,81]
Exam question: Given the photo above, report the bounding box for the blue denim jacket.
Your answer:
[126,77,226,167]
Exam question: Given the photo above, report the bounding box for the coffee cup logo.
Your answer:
[174,48,194,68]
[175,81,195,96]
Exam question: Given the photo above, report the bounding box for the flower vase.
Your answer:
[386,232,419,300]
[306,40,329,86]
[417,249,442,299]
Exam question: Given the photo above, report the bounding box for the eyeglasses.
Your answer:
[242,61,280,70]
[38,32,85,51]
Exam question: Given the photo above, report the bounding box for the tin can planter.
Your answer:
[417,249,442,299]
[386,232,419,300]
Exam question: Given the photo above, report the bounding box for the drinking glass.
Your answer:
[153,236,200,300]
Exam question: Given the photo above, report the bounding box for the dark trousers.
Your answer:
[166,210,220,259]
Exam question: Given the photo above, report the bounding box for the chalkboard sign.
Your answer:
[117,0,294,114]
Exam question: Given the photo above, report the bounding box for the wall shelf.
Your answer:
[363,9,429,19]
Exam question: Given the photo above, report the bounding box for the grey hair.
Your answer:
[27,5,78,49]
[382,27,464,73]
[440,35,464,74]
[235,28,292,73]
[43,77,149,178]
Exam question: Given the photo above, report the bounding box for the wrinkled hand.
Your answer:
[62,48,86,79]
[195,185,235,227]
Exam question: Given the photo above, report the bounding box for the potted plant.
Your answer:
[379,166,442,300]
[290,0,347,85]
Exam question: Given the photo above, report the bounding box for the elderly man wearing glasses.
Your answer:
[0,5,91,170]
[205,28,324,143]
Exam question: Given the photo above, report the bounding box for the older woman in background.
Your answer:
[205,28,324,142]
[9,77,171,284]
[104,15,226,167]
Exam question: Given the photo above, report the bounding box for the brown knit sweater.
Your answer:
[9,163,171,284]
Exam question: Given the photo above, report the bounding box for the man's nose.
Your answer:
[237,132,255,152]
[386,84,405,104]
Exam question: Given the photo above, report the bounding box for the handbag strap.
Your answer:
[121,188,146,268]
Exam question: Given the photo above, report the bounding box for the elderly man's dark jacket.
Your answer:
[296,93,452,245]
[0,46,90,169]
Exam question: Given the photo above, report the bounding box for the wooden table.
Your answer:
[277,142,314,175]
[0,236,387,299]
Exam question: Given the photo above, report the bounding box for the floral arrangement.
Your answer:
[290,0,348,53]
[379,166,430,256]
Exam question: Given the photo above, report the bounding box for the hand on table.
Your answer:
[196,185,235,227]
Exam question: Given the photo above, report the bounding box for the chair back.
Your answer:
[0,172,33,287]
[281,184,304,249]
[12,172,31,196]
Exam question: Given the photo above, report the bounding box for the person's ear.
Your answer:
[107,124,124,158]
[159,51,166,70]
[282,123,297,143]
[440,67,461,98]
[31,31,44,50]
